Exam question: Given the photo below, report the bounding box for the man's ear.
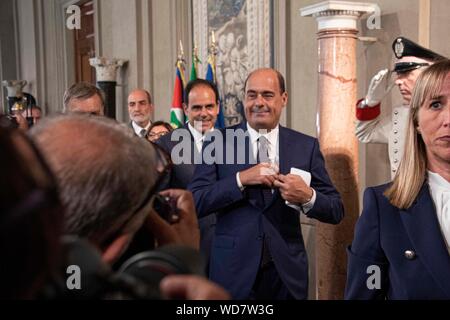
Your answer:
[183,103,188,115]
[282,91,288,107]
[101,233,132,265]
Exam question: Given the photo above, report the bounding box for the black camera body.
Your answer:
[153,194,179,223]
[54,237,205,300]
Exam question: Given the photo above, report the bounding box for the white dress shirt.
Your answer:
[236,122,316,212]
[428,171,450,254]
[188,122,214,153]
[132,121,151,137]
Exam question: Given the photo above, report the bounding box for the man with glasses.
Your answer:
[28,114,230,299]
[356,36,446,177]
[30,114,199,260]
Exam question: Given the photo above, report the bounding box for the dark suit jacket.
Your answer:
[156,124,198,189]
[188,122,344,299]
[156,124,217,263]
[345,183,450,299]
[127,121,139,137]
[128,121,152,137]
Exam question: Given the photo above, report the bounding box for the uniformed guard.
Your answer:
[355,36,446,177]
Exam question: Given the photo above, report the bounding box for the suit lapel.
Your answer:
[278,126,293,175]
[400,184,450,297]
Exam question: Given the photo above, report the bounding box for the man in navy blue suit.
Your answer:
[157,79,220,189]
[189,68,344,299]
[157,79,220,268]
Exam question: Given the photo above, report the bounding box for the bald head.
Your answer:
[29,114,157,245]
[243,68,288,130]
[244,68,286,94]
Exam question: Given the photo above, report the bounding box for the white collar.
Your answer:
[428,171,450,191]
[188,122,214,143]
[246,122,279,146]
[132,121,151,134]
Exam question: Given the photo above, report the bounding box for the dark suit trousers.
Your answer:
[249,262,296,300]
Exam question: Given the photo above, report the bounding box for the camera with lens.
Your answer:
[52,237,205,300]
[153,194,179,223]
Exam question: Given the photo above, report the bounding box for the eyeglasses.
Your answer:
[147,131,169,140]
[129,141,173,215]
[104,141,173,243]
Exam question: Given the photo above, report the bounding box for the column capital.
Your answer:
[2,80,27,97]
[300,1,377,31]
[89,57,127,82]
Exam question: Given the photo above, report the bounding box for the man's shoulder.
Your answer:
[280,126,317,145]
[208,123,317,142]
[156,126,192,149]
[203,123,246,139]
[220,122,246,133]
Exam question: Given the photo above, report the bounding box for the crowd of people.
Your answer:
[1,35,450,300]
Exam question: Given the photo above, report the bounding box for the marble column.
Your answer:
[89,57,127,119]
[301,1,377,299]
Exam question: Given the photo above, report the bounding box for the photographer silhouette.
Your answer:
[27,114,229,300]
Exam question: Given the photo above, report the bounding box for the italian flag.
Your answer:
[170,63,185,128]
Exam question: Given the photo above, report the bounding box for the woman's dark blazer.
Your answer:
[345,183,450,299]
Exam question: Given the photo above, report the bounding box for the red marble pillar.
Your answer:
[316,29,359,300]
[301,1,377,299]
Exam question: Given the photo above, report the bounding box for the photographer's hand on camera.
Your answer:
[145,189,200,249]
[160,275,230,300]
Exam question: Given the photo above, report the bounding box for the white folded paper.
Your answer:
[286,168,311,211]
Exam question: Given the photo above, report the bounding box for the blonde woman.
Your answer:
[346,59,450,299]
